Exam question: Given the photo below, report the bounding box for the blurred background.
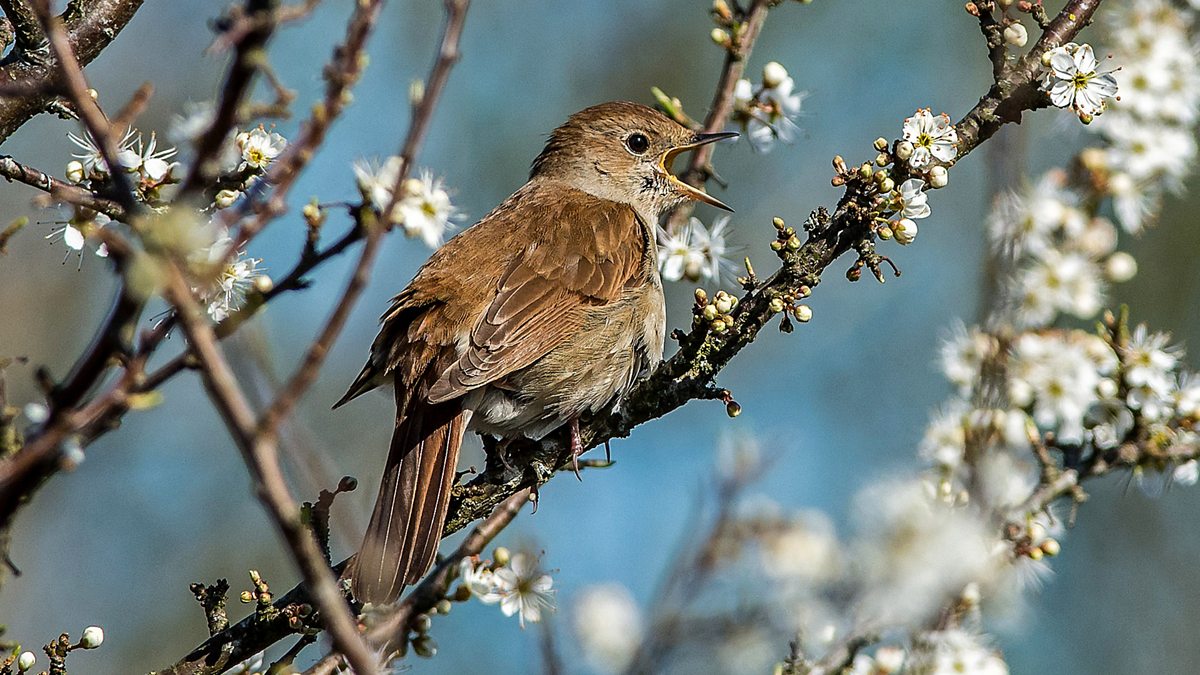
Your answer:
[1,1,1198,673]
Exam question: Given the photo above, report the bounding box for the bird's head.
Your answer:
[530,101,736,217]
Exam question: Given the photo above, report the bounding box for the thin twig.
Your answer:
[31,0,137,213]
[302,489,531,675]
[0,154,126,219]
[161,265,380,675]
[664,0,772,233]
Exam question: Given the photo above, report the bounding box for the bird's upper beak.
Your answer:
[659,131,738,211]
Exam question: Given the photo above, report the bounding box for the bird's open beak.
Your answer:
[660,131,738,211]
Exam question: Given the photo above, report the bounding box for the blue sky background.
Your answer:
[1,1,1198,673]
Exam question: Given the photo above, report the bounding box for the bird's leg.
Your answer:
[569,417,584,481]
[496,437,518,473]
[604,438,611,463]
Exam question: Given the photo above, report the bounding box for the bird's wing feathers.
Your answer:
[427,190,647,403]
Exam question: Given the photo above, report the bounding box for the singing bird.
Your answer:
[335,101,735,604]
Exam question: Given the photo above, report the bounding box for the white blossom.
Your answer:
[896,178,931,220]
[68,128,139,179]
[1040,42,1119,121]
[491,553,554,627]
[395,171,457,248]
[45,212,111,268]
[1123,325,1179,397]
[458,556,504,603]
[191,228,264,322]
[235,126,286,172]
[901,109,958,170]
[354,160,457,248]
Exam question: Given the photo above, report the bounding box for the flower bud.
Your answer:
[894,140,914,160]
[710,28,729,46]
[714,296,733,314]
[1105,252,1137,282]
[769,297,785,313]
[703,304,719,321]
[413,636,438,658]
[873,137,889,151]
[215,189,240,209]
[1041,538,1061,556]
[929,165,948,188]
[878,177,894,193]
[875,152,890,167]
[893,218,917,245]
[493,546,511,566]
[66,160,85,183]
[1003,22,1028,47]
[762,62,789,89]
[80,625,104,649]
[794,305,812,322]
[877,225,894,240]
[253,275,274,293]
[711,319,727,332]
[17,651,35,672]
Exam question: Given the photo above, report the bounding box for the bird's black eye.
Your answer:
[625,132,650,155]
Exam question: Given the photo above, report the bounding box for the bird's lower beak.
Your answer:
[660,131,738,211]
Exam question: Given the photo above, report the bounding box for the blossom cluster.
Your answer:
[353,159,458,248]
[1093,0,1200,230]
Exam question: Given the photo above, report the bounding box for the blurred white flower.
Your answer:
[1173,459,1199,486]
[169,101,216,144]
[1009,333,1103,444]
[940,323,995,394]
[901,109,958,170]
[1123,325,1180,397]
[657,216,731,283]
[852,480,998,628]
[758,511,840,582]
[908,629,1008,675]
[731,62,806,152]
[920,403,967,470]
[572,584,643,673]
[491,553,554,627]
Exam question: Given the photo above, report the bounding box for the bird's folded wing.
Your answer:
[427,193,647,403]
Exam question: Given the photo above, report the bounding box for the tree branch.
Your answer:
[0,0,145,144]
[161,265,380,675]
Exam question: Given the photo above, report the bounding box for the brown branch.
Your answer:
[302,488,531,675]
[178,0,277,196]
[0,0,44,57]
[161,266,379,675]
[664,0,772,233]
[31,0,137,212]
[0,0,144,144]
[0,154,126,218]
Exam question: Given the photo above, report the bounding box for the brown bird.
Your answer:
[335,101,735,604]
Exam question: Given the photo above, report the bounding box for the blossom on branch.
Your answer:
[731,61,806,152]
[901,109,957,170]
[1039,42,1119,123]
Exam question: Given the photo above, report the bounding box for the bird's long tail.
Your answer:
[349,392,469,605]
